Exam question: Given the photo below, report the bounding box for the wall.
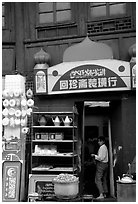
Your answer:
[121,94,136,172]
[2,2,136,76]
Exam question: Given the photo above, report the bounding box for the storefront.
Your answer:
[2,37,136,201]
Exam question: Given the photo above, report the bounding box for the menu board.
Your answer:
[2,161,21,202]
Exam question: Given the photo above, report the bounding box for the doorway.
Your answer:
[76,101,114,197]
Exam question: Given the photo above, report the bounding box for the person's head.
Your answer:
[98,136,105,146]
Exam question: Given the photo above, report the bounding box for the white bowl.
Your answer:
[16,99,20,107]
[3,99,9,107]
[2,117,9,126]
[21,109,27,117]
[2,90,9,98]
[2,108,9,117]
[21,118,26,126]
[9,108,15,116]
[9,117,15,127]
[27,99,34,107]
[22,127,29,134]
[15,109,21,117]
[15,118,21,126]
[9,91,14,98]
[21,99,27,107]
[26,89,33,98]
[26,108,32,116]
[9,99,16,107]
[14,90,20,97]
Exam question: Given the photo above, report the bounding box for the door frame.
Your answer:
[75,100,115,197]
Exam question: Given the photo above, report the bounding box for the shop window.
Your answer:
[38,2,71,24]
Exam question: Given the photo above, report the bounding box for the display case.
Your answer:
[30,108,79,175]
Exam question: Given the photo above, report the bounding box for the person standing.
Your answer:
[91,136,108,199]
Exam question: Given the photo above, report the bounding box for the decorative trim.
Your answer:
[87,17,133,35]
[36,23,78,39]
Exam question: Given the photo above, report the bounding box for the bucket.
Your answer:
[117,181,136,202]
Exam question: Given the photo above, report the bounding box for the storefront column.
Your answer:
[14,2,24,74]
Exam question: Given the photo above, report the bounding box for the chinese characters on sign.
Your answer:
[60,77,118,90]
[58,67,121,91]
[51,64,129,93]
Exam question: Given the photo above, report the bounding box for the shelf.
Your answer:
[32,167,77,172]
[32,140,78,143]
[33,126,77,128]
[32,153,78,157]
[33,112,74,114]
[31,109,79,176]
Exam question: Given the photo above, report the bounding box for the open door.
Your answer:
[76,101,115,198]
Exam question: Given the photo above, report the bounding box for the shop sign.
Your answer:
[34,69,47,94]
[2,161,21,202]
[130,62,136,89]
[28,174,56,200]
[48,60,131,94]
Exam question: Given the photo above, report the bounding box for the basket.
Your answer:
[53,180,79,199]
